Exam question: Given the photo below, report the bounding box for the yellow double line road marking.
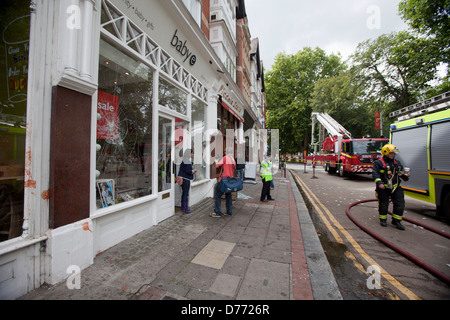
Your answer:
[290,170,420,300]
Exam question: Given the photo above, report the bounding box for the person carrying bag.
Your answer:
[217,162,243,194]
[210,148,242,218]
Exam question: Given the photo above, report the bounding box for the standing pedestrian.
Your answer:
[211,148,236,217]
[372,144,410,230]
[178,148,196,214]
[260,153,275,202]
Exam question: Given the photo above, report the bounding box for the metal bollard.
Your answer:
[311,159,318,179]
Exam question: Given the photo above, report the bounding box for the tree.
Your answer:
[351,31,442,112]
[310,70,381,138]
[265,47,345,154]
[399,0,450,65]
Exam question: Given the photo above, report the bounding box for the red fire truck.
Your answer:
[307,112,388,176]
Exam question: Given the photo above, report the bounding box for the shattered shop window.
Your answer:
[96,39,153,208]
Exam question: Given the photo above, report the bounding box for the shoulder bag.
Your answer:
[217,156,243,193]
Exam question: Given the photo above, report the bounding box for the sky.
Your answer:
[245,0,410,71]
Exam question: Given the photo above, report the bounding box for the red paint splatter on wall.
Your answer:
[24,179,36,188]
[82,222,92,232]
[41,190,50,200]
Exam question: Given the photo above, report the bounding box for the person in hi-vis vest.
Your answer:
[260,153,274,202]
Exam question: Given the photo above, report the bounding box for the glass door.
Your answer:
[156,115,174,221]
[157,114,188,220]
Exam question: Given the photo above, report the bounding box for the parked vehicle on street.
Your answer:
[308,112,388,176]
[389,91,450,219]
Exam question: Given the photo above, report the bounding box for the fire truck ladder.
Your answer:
[389,91,450,121]
[311,112,352,153]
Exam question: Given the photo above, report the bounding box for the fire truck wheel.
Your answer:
[338,163,347,177]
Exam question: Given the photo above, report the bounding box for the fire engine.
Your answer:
[389,91,450,219]
[308,112,388,176]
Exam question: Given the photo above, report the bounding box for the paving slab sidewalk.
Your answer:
[20,169,341,301]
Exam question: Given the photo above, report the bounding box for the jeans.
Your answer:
[237,169,244,181]
[214,184,232,215]
[182,179,190,203]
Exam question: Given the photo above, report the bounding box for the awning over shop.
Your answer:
[221,100,244,123]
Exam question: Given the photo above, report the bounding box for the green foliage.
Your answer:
[310,71,381,138]
[352,31,441,109]
[265,48,345,154]
[399,0,450,65]
[349,30,446,132]
[265,3,449,155]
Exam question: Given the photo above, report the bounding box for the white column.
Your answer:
[57,0,98,95]
[79,0,95,80]
[64,0,81,75]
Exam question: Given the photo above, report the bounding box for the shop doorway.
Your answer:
[157,114,187,221]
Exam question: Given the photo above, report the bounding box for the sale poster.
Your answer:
[97,90,119,140]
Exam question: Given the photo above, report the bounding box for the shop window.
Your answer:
[158,77,187,115]
[0,1,30,242]
[96,39,153,208]
[191,97,206,180]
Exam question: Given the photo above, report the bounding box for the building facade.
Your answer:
[250,38,266,128]
[0,0,266,299]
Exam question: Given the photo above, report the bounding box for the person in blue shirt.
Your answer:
[178,148,196,214]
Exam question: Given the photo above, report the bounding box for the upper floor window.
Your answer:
[182,0,202,27]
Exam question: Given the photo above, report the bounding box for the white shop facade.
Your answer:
[0,0,246,299]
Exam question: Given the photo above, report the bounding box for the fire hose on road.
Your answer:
[346,199,450,286]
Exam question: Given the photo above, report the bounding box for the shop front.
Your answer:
[0,0,245,299]
[91,0,216,254]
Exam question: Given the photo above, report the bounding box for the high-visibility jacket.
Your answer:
[260,160,273,181]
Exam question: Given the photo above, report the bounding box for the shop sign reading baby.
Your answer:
[170,29,196,66]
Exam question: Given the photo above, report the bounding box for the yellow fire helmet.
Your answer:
[381,144,399,156]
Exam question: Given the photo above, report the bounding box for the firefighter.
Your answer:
[372,144,410,230]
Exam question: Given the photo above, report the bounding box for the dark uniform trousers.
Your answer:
[260,178,273,201]
[376,187,405,221]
